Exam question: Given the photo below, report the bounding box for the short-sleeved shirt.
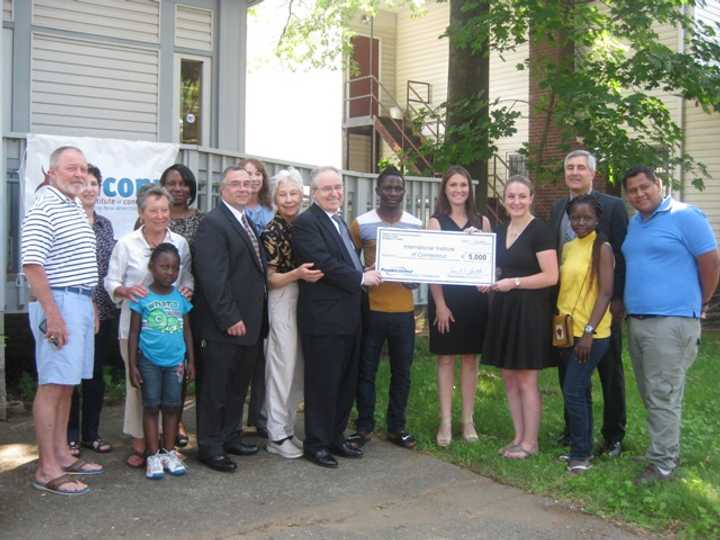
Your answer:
[261,214,294,274]
[21,186,98,288]
[92,213,117,321]
[557,231,612,338]
[350,210,423,313]
[622,196,717,318]
[129,287,192,367]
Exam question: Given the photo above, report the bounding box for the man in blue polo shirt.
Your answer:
[622,166,719,485]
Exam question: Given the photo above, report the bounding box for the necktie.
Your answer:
[332,214,363,273]
[241,213,263,266]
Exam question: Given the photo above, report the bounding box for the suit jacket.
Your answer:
[291,203,364,336]
[550,191,628,299]
[192,202,267,345]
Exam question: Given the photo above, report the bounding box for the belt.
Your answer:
[51,286,94,298]
[628,314,663,320]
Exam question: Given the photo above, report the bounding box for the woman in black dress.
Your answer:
[428,166,491,447]
[480,176,558,459]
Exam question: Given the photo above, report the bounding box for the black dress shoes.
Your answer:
[224,441,259,456]
[199,455,237,473]
[330,440,364,458]
[304,449,338,468]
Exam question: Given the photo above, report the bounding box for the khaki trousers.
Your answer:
[628,316,700,472]
[264,282,304,442]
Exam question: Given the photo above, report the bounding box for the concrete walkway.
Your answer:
[0,403,649,540]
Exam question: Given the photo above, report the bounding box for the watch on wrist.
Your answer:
[513,277,521,288]
[583,324,594,335]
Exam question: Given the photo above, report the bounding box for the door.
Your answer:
[349,35,379,118]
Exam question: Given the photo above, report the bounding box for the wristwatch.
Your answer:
[583,324,595,335]
[513,277,521,288]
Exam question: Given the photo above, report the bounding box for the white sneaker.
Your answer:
[161,449,187,476]
[267,439,303,459]
[146,452,164,480]
[290,436,304,450]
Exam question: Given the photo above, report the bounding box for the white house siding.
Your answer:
[3,0,11,21]
[33,0,160,43]
[351,10,397,113]
[31,33,160,140]
[175,4,213,51]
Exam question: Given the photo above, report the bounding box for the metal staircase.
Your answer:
[343,76,512,223]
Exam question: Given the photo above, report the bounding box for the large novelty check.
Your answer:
[375,228,496,286]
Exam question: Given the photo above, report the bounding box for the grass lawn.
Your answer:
[370,328,720,538]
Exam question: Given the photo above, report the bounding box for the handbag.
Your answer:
[552,263,591,349]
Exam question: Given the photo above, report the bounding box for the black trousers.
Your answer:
[302,333,360,454]
[196,339,258,459]
[247,345,267,430]
[558,318,626,444]
[68,317,121,442]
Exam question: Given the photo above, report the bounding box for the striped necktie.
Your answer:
[332,214,363,272]
[240,213,262,266]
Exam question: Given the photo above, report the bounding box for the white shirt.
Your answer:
[323,209,341,232]
[105,226,193,338]
[222,199,247,224]
[21,186,98,288]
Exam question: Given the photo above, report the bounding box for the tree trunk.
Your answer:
[446,0,490,214]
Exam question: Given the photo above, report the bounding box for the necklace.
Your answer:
[142,228,165,249]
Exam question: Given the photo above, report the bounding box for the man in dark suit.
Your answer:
[550,150,629,457]
[292,166,382,468]
[192,166,267,472]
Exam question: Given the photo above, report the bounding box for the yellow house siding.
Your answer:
[3,0,11,22]
[348,133,372,172]
[396,3,528,177]
[396,3,448,110]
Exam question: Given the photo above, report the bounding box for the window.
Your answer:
[174,55,211,145]
[507,152,528,178]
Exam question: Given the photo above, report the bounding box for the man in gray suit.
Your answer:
[550,150,628,457]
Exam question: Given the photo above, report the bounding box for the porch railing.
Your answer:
[3,135,443,312]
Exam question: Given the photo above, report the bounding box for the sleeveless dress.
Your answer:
[428,214,489,355]
[482,218,557,370]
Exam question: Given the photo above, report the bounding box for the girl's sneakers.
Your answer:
[145,450,187,479]
[160,449,187,476]
[145,453,165,480]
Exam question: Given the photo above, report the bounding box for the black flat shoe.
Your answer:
[224,441,259,456]
[304,449,338,468]
[387,431,417,449]
[199,455,237,473]
[330,440,364,458]
[175,433,189,448]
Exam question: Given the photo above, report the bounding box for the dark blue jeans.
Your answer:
[355,311,415,433]
[562,337,610,459]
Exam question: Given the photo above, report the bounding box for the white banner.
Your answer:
[24,134,179,238]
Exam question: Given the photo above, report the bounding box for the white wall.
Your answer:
[245,0,343,168]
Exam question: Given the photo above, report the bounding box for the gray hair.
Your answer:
[309,166,341,192]
[49,146,85,168]
[222,164,249,182]
[564,150,597,173]
[136,184,173,212]
[272,168,304,203]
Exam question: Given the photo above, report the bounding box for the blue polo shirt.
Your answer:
[622,196,717,318]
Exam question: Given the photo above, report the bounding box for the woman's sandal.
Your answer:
[81,438,112,454]
[461,423,479,443]
[498,443,521,456]
[126,450,146,469]
[68,441,81,457]
[503,446,539,460]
